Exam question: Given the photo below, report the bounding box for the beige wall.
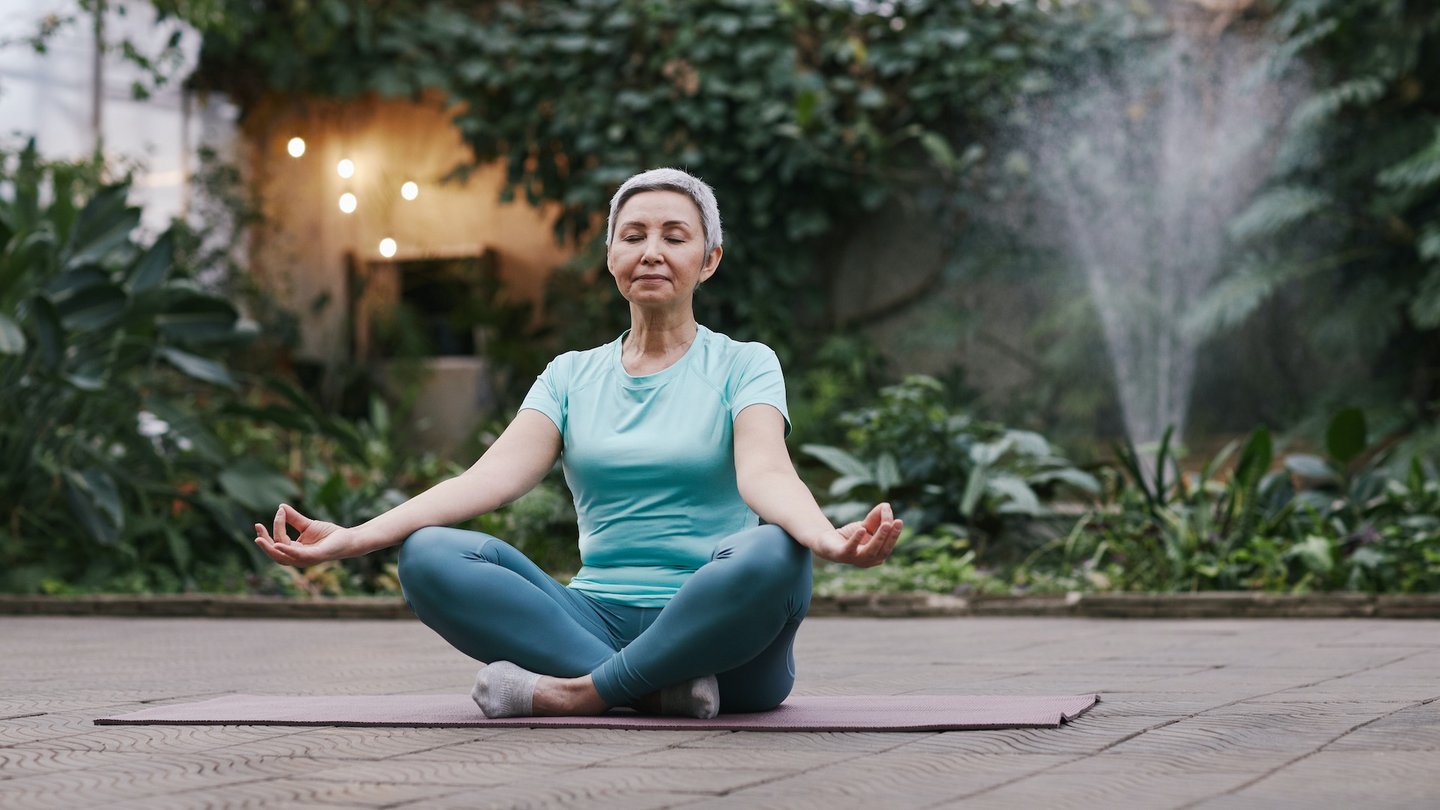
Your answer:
[243,94,574,365]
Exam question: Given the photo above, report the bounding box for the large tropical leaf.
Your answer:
[154,292,241,344]
[801,444,873,479]
[128,229,174,293]
[159,347,237,388]
[219,459,299,512]
[1325,407,1367,465]
[0,314,25,354]
[62,468,124,546]
[55,283,128,332]
[62,184,139,270]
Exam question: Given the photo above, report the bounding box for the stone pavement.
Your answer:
[2,615,1437,809]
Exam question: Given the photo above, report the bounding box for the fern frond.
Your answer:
[1409,267,1440,329]
[1228,185,1332,242]
[1266,17,1339,77]
[1181,257,1313,340]
[1378,126,1440,191]
[1291,76,1387,129]
[1419,223,1440,263]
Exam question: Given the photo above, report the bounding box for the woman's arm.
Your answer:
[254,409,562,566]
[733,404,901,567]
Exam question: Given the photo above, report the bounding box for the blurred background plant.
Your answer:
[3,0,1438,597]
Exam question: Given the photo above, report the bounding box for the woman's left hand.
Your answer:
[810,502,903,568]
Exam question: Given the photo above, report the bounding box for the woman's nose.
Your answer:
[641,237,664,262]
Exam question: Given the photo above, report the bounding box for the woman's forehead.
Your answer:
[615,190,701,225]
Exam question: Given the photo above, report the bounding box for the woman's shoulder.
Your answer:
[696,326,783,375]
[543,336,620,381]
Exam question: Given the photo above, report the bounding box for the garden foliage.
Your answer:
[174,0,1128,354]
[0,144,577,593]
[0,142,265,591]
[1188,0,1440,410]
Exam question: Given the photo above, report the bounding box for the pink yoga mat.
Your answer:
[97,694,1098,732]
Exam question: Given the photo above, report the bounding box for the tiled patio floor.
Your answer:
[2,616,1437,808]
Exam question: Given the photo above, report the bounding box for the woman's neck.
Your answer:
[622,312,698,374]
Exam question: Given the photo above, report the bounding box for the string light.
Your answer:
[286,137,305,158]
[337,159,355,179]
[338,193,357,214]
[379,238,397,258]
[401,181,419,201]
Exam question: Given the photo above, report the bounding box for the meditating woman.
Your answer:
[253,168,902,719]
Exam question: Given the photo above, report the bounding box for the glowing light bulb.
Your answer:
[337,159,355,179]
[378,238,397,258]
[338,192,357,214]
[286,137,306,158]
[401,181,419,201]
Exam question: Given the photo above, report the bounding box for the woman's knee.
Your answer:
[713,525,812,595]
[397,526,499,597]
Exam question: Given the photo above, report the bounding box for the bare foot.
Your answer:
[531,674,610,716]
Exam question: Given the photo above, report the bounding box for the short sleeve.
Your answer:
[519,357,566,437]
[729,344,791,436]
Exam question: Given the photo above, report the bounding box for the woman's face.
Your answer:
[607,190,721,308]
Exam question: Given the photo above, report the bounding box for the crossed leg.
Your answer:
[397,524,812,716]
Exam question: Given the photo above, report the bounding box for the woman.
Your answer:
[254,168,901,719]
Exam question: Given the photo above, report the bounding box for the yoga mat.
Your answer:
[97,694,1098,732]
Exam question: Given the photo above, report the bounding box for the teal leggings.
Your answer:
[397,524,812,713]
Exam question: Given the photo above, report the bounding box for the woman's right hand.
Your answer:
[254,503,359,567]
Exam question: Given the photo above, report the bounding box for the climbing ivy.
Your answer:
[175,0,1129,353]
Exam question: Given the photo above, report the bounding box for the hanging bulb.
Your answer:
[338,192,357,214]
[286,137,306,158]
[337,159,355,179]
[401,181,419,201]
[378,238,397,258]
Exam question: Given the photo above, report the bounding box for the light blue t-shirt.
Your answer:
[519,325,790,607]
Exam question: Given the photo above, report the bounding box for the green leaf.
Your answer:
[801,444,872,479]
[959,465,989,518]
[1285,454,1340,483]
[1028,467,1101,494]
[1325,407,1367,465]
[63,185,140,269]
[0,314,25,354]
[28,296,63,370]
[1377,126,1440,191]
[829,474,871,497]
[62,468,124,546]
[128,230,174,292]
[1410,269,1440,330]
[55,283,128,332]
[1233,428,1273,491]
[165,526,192,574]
[1287,535,1333,576]
[159,347,237,388]
[218,459,299,512]
[988,474,1041,515]
[874,453,900,490]
[155,295,240,344]
[1228,186,1331,242]
[1292,76,1386,129]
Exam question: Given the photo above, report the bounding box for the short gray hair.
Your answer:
[605,168,723,255]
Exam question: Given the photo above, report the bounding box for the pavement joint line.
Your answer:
[928,648,1432,806]
[1172,692,1440,810]
[723,729,939,798]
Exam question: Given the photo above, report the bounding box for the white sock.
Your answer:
[471,661,543,718]
[659,674,720,719]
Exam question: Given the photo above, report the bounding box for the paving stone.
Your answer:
[936,768,1261,810]
[1189,750,1440,809]
[4,616,1440,809]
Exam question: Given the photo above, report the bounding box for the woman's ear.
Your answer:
[700,246,723,284]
